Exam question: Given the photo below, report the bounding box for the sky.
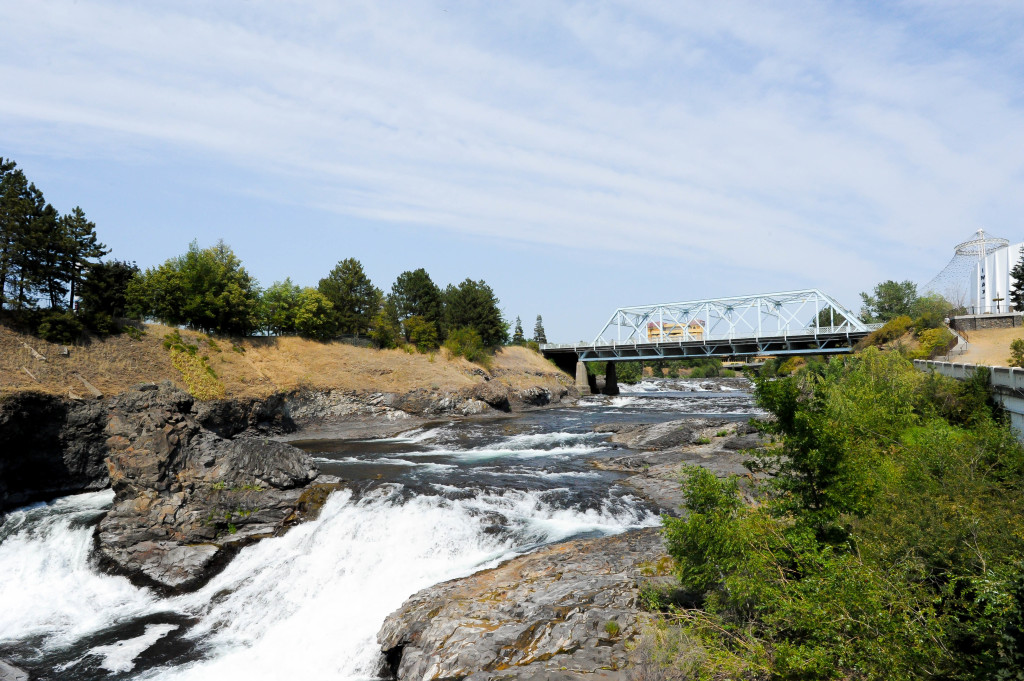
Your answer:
[1,0,1023,342]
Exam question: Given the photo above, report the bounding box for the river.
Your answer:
[0,379,758,680]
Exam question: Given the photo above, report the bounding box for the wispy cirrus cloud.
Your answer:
[1,0,1022,328]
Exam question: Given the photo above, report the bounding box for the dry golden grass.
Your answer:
[954,326,1024,367]
[0,323,571,399]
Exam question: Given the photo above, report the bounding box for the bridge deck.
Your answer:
[542,328,873,362]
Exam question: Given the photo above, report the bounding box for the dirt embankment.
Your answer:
[953,326,1024,367]
[0,323,570,399]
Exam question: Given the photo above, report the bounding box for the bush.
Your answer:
[36,310,84,344]
[444,327,491,369]
[1011,339,1024,368]
[403,315,439,352]
[857,314,913,348]
[615,361,642,384]
[912,327,955,360]
[655,350,1024,679]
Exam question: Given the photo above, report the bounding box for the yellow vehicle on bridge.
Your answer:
[647,321,704,342]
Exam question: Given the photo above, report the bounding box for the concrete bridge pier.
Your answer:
[575,361,591,395]
[603,362,619,396]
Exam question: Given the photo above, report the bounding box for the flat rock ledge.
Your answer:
[378,527,666,681]
[96,381,339,593]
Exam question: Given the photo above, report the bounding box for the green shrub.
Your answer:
[1011,339,1024,368]
[858,314,913,348]
[604,620,620,637]
[655,349,1024,680]
[615,361,642,384]
[404,315,439,352]
[444,327,492,369]
[912,327,955,360]
[36,310,84,344]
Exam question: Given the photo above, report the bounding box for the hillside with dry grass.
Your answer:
[0,323,571,400]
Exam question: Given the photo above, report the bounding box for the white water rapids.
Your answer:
[0,385,757,680]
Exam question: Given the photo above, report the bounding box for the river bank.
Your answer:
[0,377,759,680]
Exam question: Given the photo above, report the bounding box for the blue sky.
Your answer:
[2,0,1023,342]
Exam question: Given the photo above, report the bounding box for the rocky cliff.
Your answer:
[95,382,340,591]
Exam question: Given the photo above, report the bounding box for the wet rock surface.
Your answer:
[593,419,770,515]
[378,528,665,681]
[96,382,337,592]
[0,659,28,681]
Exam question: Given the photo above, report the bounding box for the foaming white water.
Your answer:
[143,484,654,680]
[88,624,178,673]
[417,431,609,461]
[312,456,457,472]
[0,491,156,649]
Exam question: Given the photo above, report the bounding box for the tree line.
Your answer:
[1,158,547,353]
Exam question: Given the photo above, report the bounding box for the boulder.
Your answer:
[379,528,665,681]
[95,382,331,592]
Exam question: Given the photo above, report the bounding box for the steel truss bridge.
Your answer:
[541,289,880,364]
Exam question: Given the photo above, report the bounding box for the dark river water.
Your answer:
[0,379,757,680]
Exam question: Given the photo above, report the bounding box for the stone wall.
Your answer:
[950,313,1023,332]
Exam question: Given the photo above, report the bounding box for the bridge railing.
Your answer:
[541,322,882,352]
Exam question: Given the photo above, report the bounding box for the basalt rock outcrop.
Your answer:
[95,381,339,592]
[593,419,769,515]
[378,528,665,681]
[0,391,111,512]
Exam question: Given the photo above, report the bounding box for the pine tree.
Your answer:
[317,258,381,335]
[1010,250,1024,313]
[442,279,509,346]
[61,207,108,310]
[390,268,443,327]
[533,315,547,344]
[512,316,525,344]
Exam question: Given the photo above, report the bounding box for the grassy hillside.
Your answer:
[0,323,571,399]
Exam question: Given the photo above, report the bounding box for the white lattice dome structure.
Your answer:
[924,229,1022,314]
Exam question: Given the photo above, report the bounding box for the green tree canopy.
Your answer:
[128,240,260,335]
[512,316,525,344]
[859,280,918,323]
[532,315,547,344]
[318,258,381,335]
[260,278,302,335]
[1,160,108,315]
[77,259,139,334]
[390,268,443,326]
[443,278,508,347]
[1010,250,1024,312]
[293,287,337,340]
[60,206,108,309]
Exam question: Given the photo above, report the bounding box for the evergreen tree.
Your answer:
[318,258,381,334]
[533,315,547,344]
[1010,250,1024,312]
[443,278,509,347]
[390,268,443,327]
[78,259,139,334]
[0,163,59,311]
[60,207,108,310]
[512,316,525,344]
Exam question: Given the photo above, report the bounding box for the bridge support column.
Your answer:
[603,362,619,396]
[575,361,591,395]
